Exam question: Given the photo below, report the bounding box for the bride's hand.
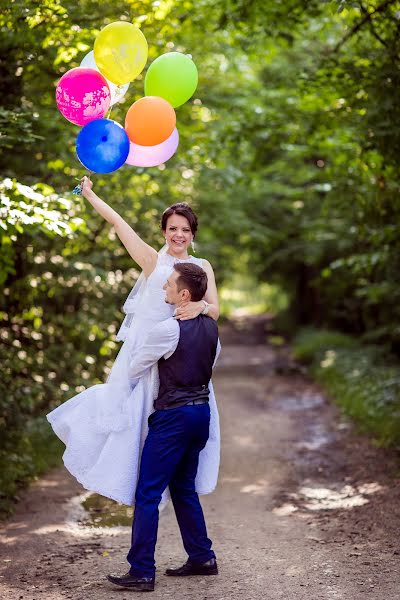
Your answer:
[80,175,93,199]
[175,301,204,321]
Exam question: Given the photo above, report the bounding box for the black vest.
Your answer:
[154,315,219,410]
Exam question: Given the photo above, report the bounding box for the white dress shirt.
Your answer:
[129,318,180,381]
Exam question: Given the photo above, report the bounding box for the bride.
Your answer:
[47,176,220,506]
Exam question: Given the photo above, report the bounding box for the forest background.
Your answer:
[1,0,400,515]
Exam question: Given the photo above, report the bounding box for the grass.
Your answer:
[293,328,400,449]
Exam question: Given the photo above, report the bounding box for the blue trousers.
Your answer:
[127,403,216,578]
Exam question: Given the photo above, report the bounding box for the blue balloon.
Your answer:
[76,118,130,173]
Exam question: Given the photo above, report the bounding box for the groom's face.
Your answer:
[163,271,182,305]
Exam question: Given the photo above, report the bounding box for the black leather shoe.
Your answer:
[165,558,218,577]
[107,572,155,591]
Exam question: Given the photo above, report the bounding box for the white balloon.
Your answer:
[80,51,129,106]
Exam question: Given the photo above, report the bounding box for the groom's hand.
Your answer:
[174,301,204,321]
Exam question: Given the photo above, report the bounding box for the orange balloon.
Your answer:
[125,96,176,146]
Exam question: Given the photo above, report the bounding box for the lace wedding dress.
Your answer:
[46,250,220,506]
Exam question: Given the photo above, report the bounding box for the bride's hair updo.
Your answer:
[161,203,198,237]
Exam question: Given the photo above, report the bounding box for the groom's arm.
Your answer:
[129,318,180,381]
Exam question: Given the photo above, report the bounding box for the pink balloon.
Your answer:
[125,128,179,167]
[56,67,111,126]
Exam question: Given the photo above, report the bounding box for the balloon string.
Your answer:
[106,83,125,119]
[115,85,123,101]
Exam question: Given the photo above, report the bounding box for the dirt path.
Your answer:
[1,318,399,599]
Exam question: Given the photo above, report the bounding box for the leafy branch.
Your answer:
[333,0,396,52]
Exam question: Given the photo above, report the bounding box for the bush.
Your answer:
[293,328,400,448]
[0,417,64,518]
[292,328,359,363]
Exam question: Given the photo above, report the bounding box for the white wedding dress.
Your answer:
[46,250,220,506]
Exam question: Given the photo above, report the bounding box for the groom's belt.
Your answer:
[154,385,210,411]
[163,398,209,410]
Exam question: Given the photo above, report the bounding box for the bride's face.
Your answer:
[163,214,193,255]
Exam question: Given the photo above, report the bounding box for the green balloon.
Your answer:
[144,52,198,108]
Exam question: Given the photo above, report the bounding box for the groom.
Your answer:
[107,262,219,592]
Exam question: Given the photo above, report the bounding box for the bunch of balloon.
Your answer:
[55,21,148,175]
[55,21,199,176]
[124,52,198,168]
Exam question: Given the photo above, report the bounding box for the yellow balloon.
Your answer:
[94,22,148,85]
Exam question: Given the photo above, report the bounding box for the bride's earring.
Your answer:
[191,239,196,253]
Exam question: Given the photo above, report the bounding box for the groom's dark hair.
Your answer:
[173,263,208,302]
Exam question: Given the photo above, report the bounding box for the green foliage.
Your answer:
[293,327,400,448]
[292,327,359,362]
[219,272,289,318]
[0,417,64,518]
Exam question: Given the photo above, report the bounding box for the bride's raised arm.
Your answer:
[81,176,158,277]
